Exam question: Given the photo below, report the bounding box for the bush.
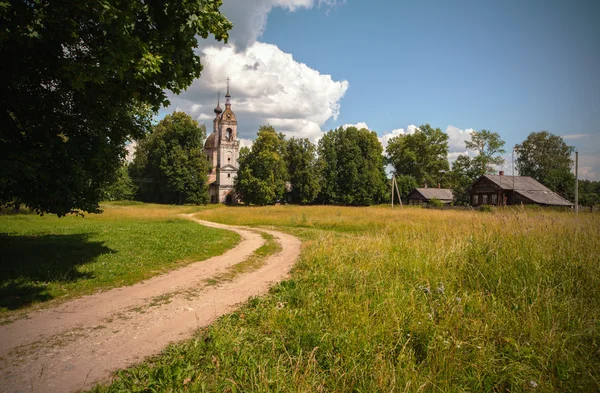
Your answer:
[479,204,495,212]
[429,198,444,208]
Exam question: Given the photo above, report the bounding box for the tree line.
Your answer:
[111,112,598,207]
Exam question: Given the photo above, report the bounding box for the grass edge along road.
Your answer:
[91,205,599,393]
[0,202,239,320]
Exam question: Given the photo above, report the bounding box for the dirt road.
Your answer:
[0,217,301,393]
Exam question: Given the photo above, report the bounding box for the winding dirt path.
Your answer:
[0,216,301,393]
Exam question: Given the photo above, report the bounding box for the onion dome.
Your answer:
[204,133,217,148]
[214,92,222,115]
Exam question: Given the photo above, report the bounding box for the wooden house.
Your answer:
[469,172,573,207]
[406,187,454,205]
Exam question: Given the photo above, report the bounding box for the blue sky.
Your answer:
[164,0,600,179]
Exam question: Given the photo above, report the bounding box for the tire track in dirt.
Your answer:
[0,216,301,393]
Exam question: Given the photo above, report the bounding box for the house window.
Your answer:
[482,195,488,204]
[473,195,479,205]
[491,194,497,205]
[227,173,231,178]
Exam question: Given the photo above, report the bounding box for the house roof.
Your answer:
[478,175,573,206]
[410,188,454,201]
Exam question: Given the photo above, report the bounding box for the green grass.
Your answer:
[205,232,281,286]
[0,203,239,317]
[90,205,600,393]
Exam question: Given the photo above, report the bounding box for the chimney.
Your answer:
[499,170,504,176]
[438,183,441,188]
[424,183,428,188]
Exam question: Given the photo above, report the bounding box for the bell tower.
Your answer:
[204,78,239,203]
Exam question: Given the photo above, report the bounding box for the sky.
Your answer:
[161,0,600,180]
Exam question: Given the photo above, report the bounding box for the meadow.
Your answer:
[0,202,238,317]
[92,205,600,392]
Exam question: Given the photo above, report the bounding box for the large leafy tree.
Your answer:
[386,124,449,187]
[235,126,288,205]
[466,129,506,175]
[129,112,209,205]
[285,138,320,204]
[318,126,387,205]
[0,0,231,216]
[515,131,575,199]
[447,155,478,205]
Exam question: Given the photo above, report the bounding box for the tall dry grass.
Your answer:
[96,205,600,392]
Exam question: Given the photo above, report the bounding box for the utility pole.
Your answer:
[575,151,579,214]
[391,174,395,209]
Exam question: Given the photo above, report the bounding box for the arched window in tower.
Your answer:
[226,128,232,141]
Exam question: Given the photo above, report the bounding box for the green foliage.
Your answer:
[285,138,321,204]
[394,174,419,200]
[516,131,575,199]
[429,197,444,208]
[447,155,478,205]
[130,112,209,205]
[386,124,449,187]
[0,0,231,216]
[0,205,238,313]
[579,193,600,207]
[466,129,506,175]
[103,165,137,201]
[318,126,388,205]
[235,126,288,205]
[478,204,494,212]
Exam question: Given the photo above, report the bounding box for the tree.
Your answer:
[0,1,231,216]
[466,130,506,175]
[515,131,575,199]
[386,124,449,187]
[447,155,478,205]
[318,126,387,205]
[394,174,419,200]
[130,112,209,204]
[285,138,320,204]
[235,126,288,205]
[103,165,137,201]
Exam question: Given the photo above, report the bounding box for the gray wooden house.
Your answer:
[406,187,454,205]
[469,172,573,207]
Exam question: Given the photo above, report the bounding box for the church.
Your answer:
[204,82,240,204]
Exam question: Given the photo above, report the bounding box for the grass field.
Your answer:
[92,205,600,393]
[0,202,239,316]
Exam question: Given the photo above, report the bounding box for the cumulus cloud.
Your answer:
[166,41,348,143]
[342,122,369,130]
[445,125,474,156]
[125,140,137,162]
[217,0,345,50]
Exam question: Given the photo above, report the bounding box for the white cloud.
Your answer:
[377,125,418,150]
[561,133,592,140]
[445,125,474,155]
[125,140,137,162]
[217,0,345,50]
[166,42,348,143]
[342,122,369,130]
[578,154,600,181]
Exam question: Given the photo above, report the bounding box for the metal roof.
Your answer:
[480,175,573,206]
[410,188,454,201]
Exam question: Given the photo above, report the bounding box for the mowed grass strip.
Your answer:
[93,206,599,392]
[0,203,239,315]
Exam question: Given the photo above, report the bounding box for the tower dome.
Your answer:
[214,92,222,115]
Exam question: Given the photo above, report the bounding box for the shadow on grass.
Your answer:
[0,233,114,310]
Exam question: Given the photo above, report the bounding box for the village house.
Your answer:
[469,171,573,207]
[406,187,454,205]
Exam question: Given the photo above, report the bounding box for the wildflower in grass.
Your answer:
[530,380,538,388]
[276,301,286,309]
[437,282,445,294]
[418,285,431,294]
